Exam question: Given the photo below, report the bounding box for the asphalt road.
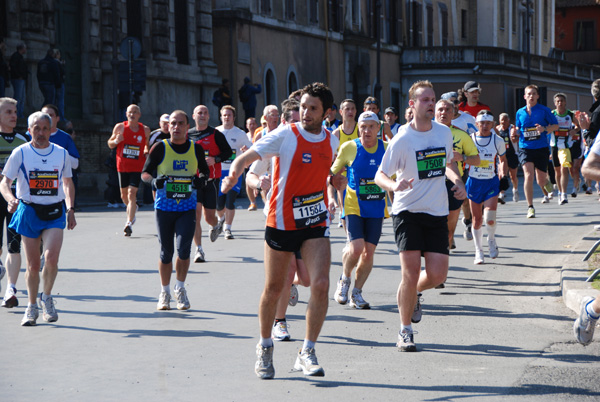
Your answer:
[1,187,599,401]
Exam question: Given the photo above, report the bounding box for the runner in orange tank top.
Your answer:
[221,83,339,380]
[107,104,150,237]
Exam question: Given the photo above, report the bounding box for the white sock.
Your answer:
[260,337,273,348]
[352,287,361,295]
[197,245,203,251]
[586,300,600,319]
[302,339,315,351]
[28,302,38,308]
[162,285,170,294]
[41,293,51,302]
[341,274,350,281]
[486,222,496,241]
[473,227,484,252]
[175,280,185,290]
[224,224,232,231]
[400,324,413,333]
[218,215,225,223]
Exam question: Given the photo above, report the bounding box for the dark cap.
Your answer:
[464,81,481,93]
[384,107,397,115]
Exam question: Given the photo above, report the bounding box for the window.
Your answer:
[575,21,595,50]
[174,0,189,64]
[309,0,318,24]
[285,0,295,20]
[499,0,505,30]
[543,0,548,41]
[426,3,433,46]
[407,0,422,47]
[439,3,448,47]
[328,0,344,32]
[287,70,298,96]
[265,67,277,106]
[382,0,390,42]
[0,0,7,38]
[352,0,360,26]
[127,0,143,41]
[390,0,403,45]
[260,0,271,15]
[512,0,517,33]
[461,9,467,40]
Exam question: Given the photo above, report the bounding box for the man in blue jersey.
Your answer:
[510,85,558,218]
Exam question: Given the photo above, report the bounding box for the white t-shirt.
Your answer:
[468,133,506,180]
[379,121,454,216]
[216,125,253,172]
[3,143,72,204]
[452,111,477,134]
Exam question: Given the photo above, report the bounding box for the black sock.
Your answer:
[275,318,286,323]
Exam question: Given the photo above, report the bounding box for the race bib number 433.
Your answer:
[416,148,446,180]
[292,191,327,229]
[29,171,58,196]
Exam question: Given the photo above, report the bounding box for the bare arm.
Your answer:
[582,150,600,182]
[221,149,261,193]
[143,125,151,155]
[107,123,124,149]
[374,170,414,192]
[445,162,466,200]
[63,177,77,230]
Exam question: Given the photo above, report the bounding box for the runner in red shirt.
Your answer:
[458,81,491,117]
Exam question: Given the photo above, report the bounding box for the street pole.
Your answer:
[375,0,382,104]
[526,0,531,85]
[111,0,119,124]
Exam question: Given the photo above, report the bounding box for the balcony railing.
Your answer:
[402,46,600,81]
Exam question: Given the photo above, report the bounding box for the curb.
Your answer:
[561,230,600,313]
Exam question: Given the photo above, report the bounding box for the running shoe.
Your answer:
[541,195,550,204]
[124,222,132,237]
[288,284,298,306]
[586,187,593,195]
[411,293,423,323]
[255,344,275,379]
[349,289,370,309]
[450,238,456,250]
[293,348,325,376]
[334,276,351,305]
[488,239,499,259]
[527,207,535,218]
[174,287,190,310]
[474,250,485,264]
[224,229,234,240]
[21,304,39,326]
[397,330,417,352]
[157,291,171,310]
[209,224,221,243]
[40,294,58,322]
[559,194,568,205]
[2,286,18,308]
[574,296,598,345]
[571,186,578,198]
[272,321,291,341]
[498,192,506,204]
[462,218,473,241]
[248,203,257,211]
[194,248,205,263]
[513,189,520,202]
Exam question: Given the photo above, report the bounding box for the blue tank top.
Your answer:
[347,138,386,218]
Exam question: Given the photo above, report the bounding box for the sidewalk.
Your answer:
[561,229,600,313]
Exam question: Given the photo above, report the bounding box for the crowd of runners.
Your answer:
[1,77,600,379]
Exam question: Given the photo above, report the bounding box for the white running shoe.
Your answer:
[194,248,205,263]
[474,250,485,264]
[174,287,190,310]
[288,284,298,306]
[349,289,370,309]
[157,291,171,310]
[334,276,351,304]
[294,348,325,376]
[0,260,5,294]
[541,195,550,204]
[40,295,58,322]
[488,238,499,259]
[21,304,39,326]
[513,189,519,202]
[255,344,275,379]
[573,296,598,345]
[272,321,291,341]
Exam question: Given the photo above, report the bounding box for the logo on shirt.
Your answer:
[136,135,143,143]
[370,159,376,166]
[302,153,312,163]
[173,160,189,171]
[42,159,47,164]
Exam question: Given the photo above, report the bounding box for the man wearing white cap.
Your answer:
[466,110,506,264]
[149,114,171,148]
[375,80,466,352]
[330,111,388,309]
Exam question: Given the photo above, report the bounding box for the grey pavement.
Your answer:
[1,188,600,401]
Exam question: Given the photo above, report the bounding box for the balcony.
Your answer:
[401,47,600,82]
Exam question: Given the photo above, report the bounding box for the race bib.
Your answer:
[29,171,58,196]
[358,178,385,201]
[123,144,140,159]
[227,149,237,161]
[555,128,569,138]
[523,127,540,141]
[416,148,446,180]
[166,176,192,199]
[292,191,327,229]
